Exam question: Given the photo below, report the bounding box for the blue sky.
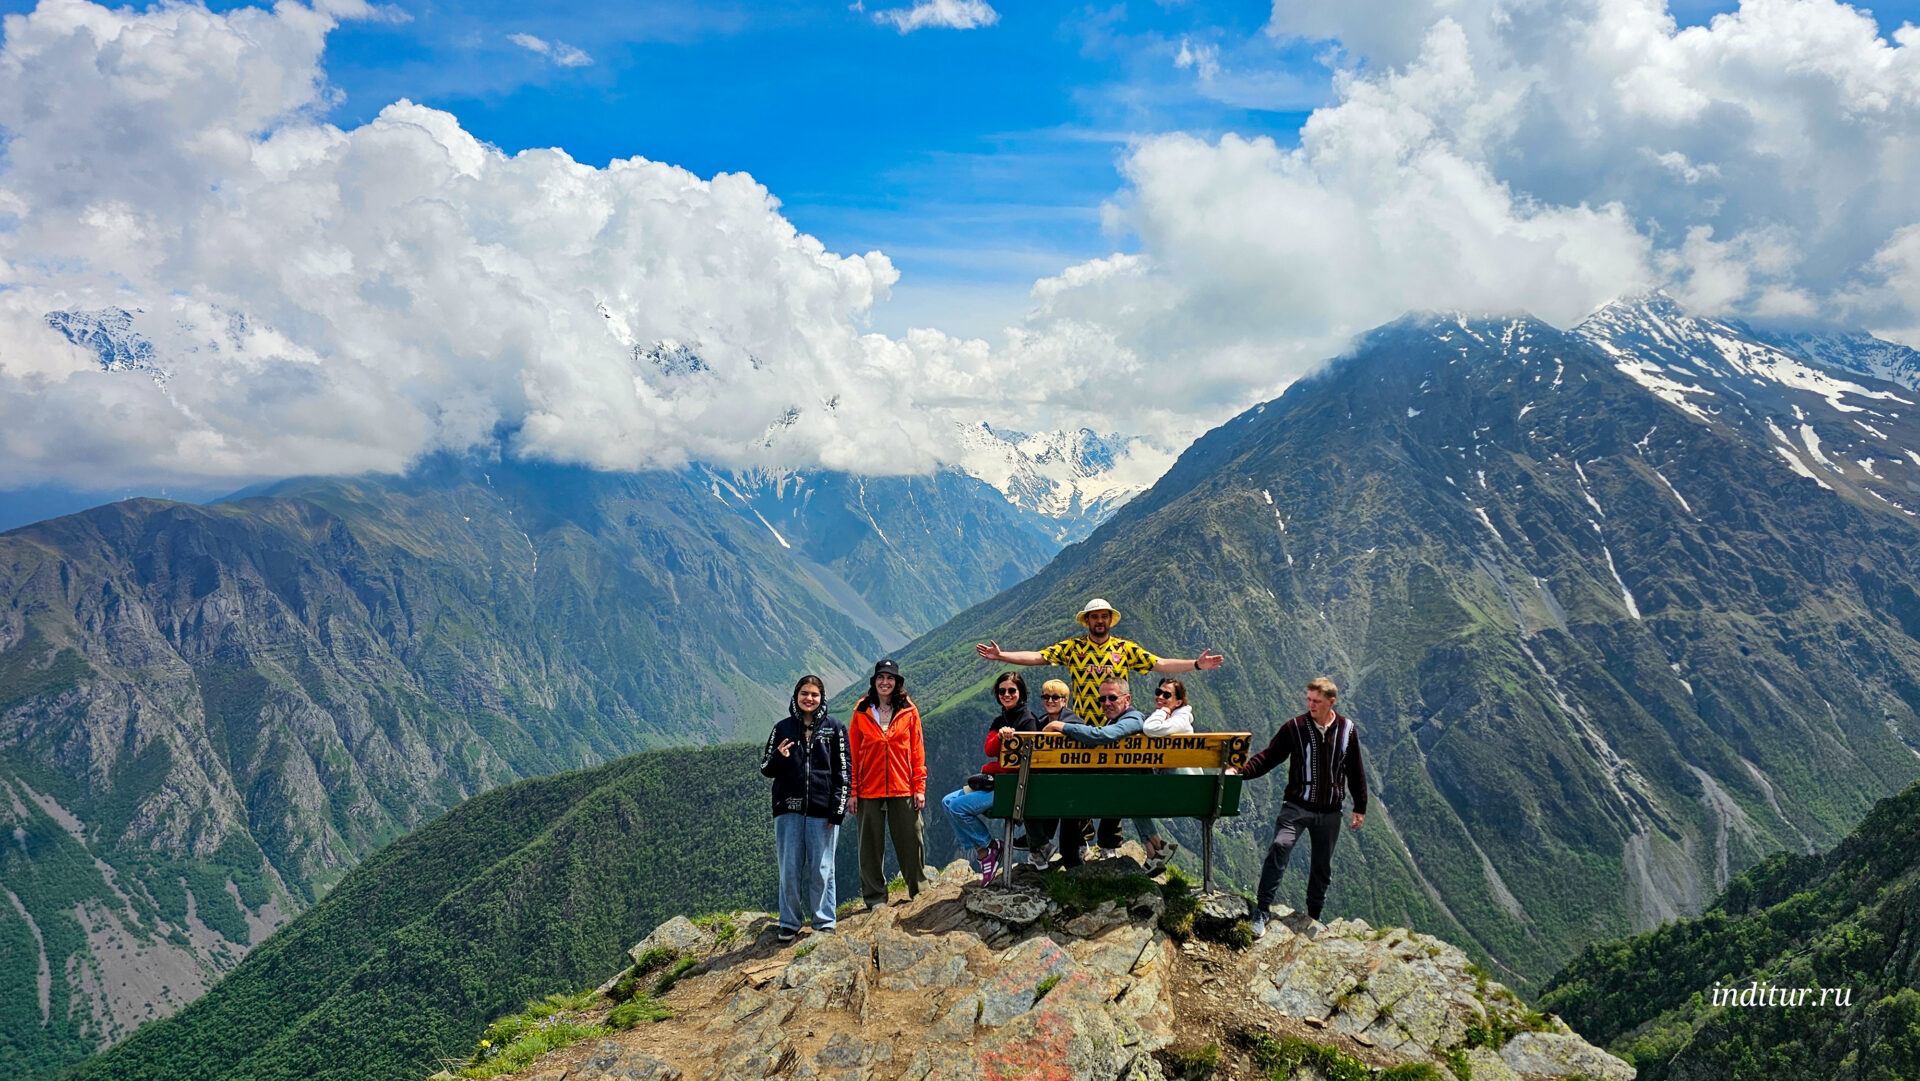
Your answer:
[17,0,1905,338]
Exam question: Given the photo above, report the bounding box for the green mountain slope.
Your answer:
[54,743,780,1081]
[886,307,1920,991]
[1539,780,1920,1080]
[0,456,1052,1080]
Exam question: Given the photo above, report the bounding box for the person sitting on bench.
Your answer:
[1044,677,1177,870]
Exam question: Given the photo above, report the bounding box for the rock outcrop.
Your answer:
[441,855,1633,1081]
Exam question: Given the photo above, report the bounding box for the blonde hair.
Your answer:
[1307,676,1339,699]
[1041,679,1070,698]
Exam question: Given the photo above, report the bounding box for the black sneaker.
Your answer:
[777,927,798,943]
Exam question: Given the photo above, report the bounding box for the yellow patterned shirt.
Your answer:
[1038,636,1161,720]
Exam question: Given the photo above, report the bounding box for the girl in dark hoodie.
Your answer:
[759,674,850,941]
[939,671,1044,883]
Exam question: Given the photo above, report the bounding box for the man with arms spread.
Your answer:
[976,597,1224,722]
[978,597,1224,860]
[1234,676,1367,938]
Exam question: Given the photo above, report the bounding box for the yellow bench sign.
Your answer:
[998,731,1251,770]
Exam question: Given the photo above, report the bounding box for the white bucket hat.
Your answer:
[1076,598,1120,627]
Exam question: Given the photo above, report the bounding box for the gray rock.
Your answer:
[1069,925,1157,976]
[792,1031,892,1080]
[566,1041,682,1080]
[1063,900,1131,938]
[1465,1047,1522,1081]
[878,951,974,991]
[962,883,1054,926]
[1196,891,1250,921]
[926,992,981,1041]
[703,985,796,1032]
[780,933,868,1013]
[874,928,934,973]
[1499,1031,1637,1081]
[978,936,1079,1026]
[628,916,710,965]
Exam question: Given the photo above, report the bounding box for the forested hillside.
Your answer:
[0,454,1053,1080]
[1540,780,1920,1080]
[55,743,783,1081]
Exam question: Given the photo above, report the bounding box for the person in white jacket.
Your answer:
[1143,677,1195,737]
[1138,678,1197,874]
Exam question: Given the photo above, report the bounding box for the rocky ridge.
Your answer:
[444,857,1632,1081]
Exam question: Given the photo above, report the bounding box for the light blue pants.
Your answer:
[942,786,996,852]
[774,813,838,931]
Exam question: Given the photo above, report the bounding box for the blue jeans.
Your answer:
[774,813,838,931]
[943,786,996,853]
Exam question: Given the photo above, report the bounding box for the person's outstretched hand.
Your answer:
[1196,649,1226,670]
[976,641,1004,661]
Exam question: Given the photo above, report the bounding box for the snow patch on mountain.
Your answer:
[951,423,1174,543]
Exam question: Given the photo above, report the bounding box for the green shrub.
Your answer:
[608,947,681,1003]
[1379,1064,1443,1081]
[461,992,608,1078]
[1233,1030,1370,1081]
[651,957,699,997]
[1159,870,1200,941]
[691,912,741,948]
[1039,870,1157,913]
[606,995,672,1029]
[1035,974,1062,1001]
[1441,1047,1473,1080]
[1162,1041,1220,1080]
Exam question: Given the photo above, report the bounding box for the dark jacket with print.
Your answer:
[759,697,851,823]
[1241,712,1368,814]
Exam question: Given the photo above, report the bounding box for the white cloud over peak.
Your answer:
[871,0,999,34]
[1007,0,1920,429]
[0,0,963,487]
[509,31,591,67]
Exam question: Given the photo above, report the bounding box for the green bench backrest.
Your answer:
[986,773,1243,820]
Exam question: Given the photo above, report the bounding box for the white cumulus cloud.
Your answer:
[872,0,999,34]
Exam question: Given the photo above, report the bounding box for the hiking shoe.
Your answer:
[1100,847,1122,860]
[1250,911,1270,939]
[979,842,1001,885]
[778,927,799,943]
[1030,841,1055,869]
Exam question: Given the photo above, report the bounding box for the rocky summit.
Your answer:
[436,857,1632,1081]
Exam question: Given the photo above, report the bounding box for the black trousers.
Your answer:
[1256,801,1343,918]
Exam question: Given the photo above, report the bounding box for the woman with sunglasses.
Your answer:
[940,672,1042,882]
[1137,678,1195,874]
[1028,679,1083,870]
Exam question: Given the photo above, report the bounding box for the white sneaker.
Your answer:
[1100,847,1122,860]
[1251,911,1270,939]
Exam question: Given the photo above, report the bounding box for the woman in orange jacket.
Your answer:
[847,658,927,908]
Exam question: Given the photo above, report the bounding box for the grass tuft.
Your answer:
[1233,1029,1371,1081]
[651,957,698,997]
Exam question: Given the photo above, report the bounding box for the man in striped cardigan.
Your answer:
[1233,676,1368,937]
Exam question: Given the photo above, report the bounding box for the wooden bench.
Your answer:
[985,731,1252,890]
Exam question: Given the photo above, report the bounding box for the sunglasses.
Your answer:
[1097,694,1123,704]
[996,686,1020,696]
[1040,693,1065,700]
[1153,689,1176,699]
